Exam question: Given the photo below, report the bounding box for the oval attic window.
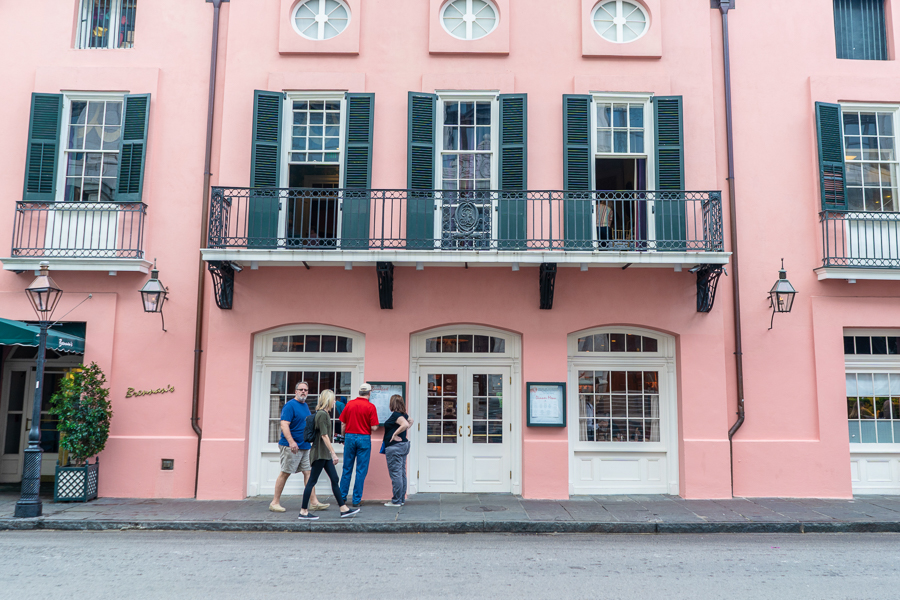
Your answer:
[293,0,351,40]
[441,0,498,40]
[592,0,649,44]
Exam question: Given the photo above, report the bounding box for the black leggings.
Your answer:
[302,458,343,510]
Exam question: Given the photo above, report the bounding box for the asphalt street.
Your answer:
[1,531,898,599]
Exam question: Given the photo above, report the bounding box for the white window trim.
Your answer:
[54,92,126,204]
[76,0,133,50]
[591,0,650,44]
[280,92,347,187]
[278,92,347,240]
[566,326,679,495]
[291,0,352,41]
[440,0,500,41]
[433,91,500,242]
[588,92,656,245]
[839,102,900,215]
[845,328,900,452]
[247,325,365,496]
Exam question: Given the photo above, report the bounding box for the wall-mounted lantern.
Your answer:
[139,261,169,331]
[768,259,797,330]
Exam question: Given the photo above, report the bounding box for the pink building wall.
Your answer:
[0,0,897,501]
[0,1,215,498]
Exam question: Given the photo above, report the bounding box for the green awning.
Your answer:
[0,318,85,354]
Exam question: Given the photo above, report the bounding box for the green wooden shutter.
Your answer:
[407,92,436,249]
[116,94,150,203]
[498,94,527,250]
[341,93,374,250]
[816,102,847,210]
[23,93,63,201]
[563,95,592,249]
[653,96,686,250]
[248,90,283,249]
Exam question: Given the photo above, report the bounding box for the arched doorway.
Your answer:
[567,327,679,495]
[247,325,365,497]
[409,326,522,495]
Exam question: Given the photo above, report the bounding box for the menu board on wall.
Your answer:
[368,382,407,425]
[526,382,567,427]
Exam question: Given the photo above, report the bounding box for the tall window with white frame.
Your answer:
[439,97,496,249]
[593,97,650,246]
[286,97,343,246]
[62,97,124,203]
[76,0,137,49]
[842,107,898,212]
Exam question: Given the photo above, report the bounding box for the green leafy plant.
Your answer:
[50,362,113,465]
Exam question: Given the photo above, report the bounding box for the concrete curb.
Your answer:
[3,518,900,534]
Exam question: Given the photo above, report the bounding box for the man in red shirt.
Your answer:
[338,383,379,506]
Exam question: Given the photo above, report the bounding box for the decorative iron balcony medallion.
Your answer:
[456,202,479,233]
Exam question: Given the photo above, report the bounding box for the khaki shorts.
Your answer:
[279,445,311,474]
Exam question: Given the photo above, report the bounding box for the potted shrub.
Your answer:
[49,362,113,502]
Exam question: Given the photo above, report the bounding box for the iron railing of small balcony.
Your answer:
[820,210,900,268]
[11,201,147,259]
[208,188,723,253]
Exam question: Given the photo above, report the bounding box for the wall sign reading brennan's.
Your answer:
[126,385,175,398]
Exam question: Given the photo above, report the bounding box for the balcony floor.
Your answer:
[201,248,731,269]
[0,257,153,274]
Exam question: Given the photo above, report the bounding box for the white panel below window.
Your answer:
[851,453,900,493]
[572,452,668,494]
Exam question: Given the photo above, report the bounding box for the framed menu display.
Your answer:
[368,381,406,425]
[526,382,566,427]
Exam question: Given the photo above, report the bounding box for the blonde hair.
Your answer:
[316,389,336,411]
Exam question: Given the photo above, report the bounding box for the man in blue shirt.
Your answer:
[270,382,328,512]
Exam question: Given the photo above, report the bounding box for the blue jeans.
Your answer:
[339,434,371,505]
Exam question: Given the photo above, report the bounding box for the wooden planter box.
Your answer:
[54,459,99,503]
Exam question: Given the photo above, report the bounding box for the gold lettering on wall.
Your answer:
[126,385,175,398]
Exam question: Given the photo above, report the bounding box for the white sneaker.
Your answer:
[384,502,402,507]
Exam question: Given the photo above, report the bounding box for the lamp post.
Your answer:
[768,259,797,330]
[139,263,169,331]
[14,261,63,518]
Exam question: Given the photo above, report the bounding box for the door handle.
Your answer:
[468,426,471,437]
[467,402,470,415]
[25,419,31,431]
[458,425,462,437]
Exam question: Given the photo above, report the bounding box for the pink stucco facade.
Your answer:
[1,0,899,502]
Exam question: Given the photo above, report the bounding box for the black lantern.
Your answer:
[139,263,168,331]
[768,259,797,330]
[15,261,63,518]
[25,261,63,321]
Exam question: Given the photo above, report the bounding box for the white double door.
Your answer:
[418,366,511,493]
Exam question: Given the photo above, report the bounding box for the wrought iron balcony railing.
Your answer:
[11,201,147,259]
[820,210,900,268]
[208,188,724,253]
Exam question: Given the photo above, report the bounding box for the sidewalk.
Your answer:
[3,492,900,534]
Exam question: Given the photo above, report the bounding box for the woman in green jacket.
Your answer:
[298,390,360,520]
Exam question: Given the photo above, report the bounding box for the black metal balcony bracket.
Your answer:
[377,262,394,310]
[208,261,235,310]
[695,265,725,313]
[539,263,557,310]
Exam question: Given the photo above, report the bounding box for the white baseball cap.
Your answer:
[359,382,373,393]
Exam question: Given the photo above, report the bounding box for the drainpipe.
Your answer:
[191,0,225,498]
[715,0,745,497]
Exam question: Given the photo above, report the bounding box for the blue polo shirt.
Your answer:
[279,399,312,450]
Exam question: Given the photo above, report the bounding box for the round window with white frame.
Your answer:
[292,0,351,41]
[441,0,499,41]
[591,0,649,44]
